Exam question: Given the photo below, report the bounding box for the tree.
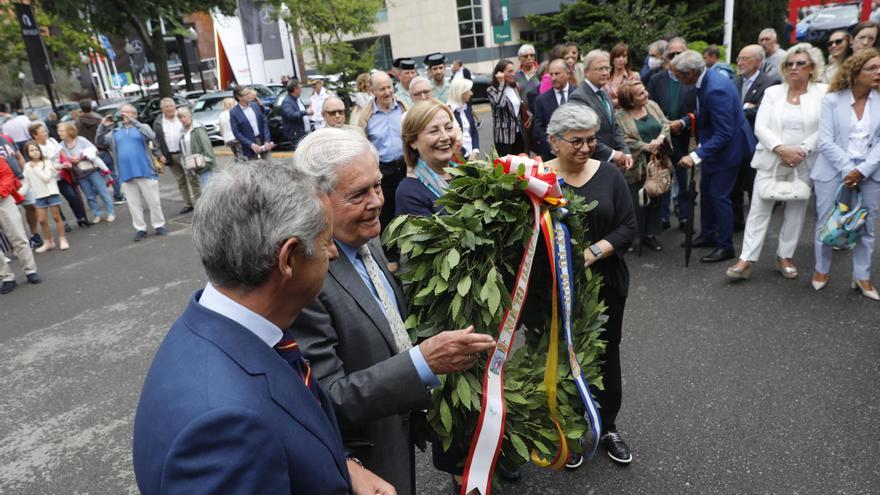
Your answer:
[527,0,723,61]
[39,0,238,98]
[277,0,382,97]
[732,0,789,55]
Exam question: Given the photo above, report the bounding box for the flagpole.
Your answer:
[724,0,734,64]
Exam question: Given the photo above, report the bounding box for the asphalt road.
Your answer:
[1,134,878,494]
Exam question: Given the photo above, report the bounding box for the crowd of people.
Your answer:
[3,20,880,495]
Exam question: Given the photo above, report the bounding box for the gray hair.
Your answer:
[176,106,192,119]
[648,40,668,56]
[293,127,379,188]
[583,50,610,70]
[192,161,329,290]
[546,103,600,137]
[160,97,176,106]
[409,76,431,94]
[781,42,825,83]
[759,28,777,41]
[743,44,766,62]
[668,37,688,48]
[670,50,706,73]
[518,44,536,57]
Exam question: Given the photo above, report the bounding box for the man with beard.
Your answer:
[424,53,451,103]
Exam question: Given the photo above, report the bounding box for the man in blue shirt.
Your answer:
[358,71,408,267]
[291,128,496,495]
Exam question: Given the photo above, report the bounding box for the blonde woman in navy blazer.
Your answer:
[726,44,827,280]
[811,48,880,300]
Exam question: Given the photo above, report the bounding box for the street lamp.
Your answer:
[278,3,298,79]
[18,72,31,108]
[186,27,208,92]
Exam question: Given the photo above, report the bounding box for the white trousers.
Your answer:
[0,195,37,281]
[739,166,811,262]
[122,178,165,232]
[814,177,880,280]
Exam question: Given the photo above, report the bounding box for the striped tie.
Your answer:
[275,336,319,401]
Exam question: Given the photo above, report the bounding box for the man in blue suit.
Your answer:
[673,50,756,263]
[533,59,576,161]
[132,162,395,495]
[229,85,274,159]
[281,79,312,150]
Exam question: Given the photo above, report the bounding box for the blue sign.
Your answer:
[98,34,117,61]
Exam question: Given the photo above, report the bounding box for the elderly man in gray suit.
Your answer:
[290,128,496,495]
[569,49,633,171]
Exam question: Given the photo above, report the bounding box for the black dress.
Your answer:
[563,161,636,431]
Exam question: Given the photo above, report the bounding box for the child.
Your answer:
[21,141,69,253]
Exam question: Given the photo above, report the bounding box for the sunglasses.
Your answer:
[828,38,846,46]
[324,110,345,116]
[785,60,809,69]
[665,51,682,60]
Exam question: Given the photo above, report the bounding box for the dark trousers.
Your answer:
[379,158,406,262]
[495,131,526,157]
[698,165,739,251]
[731,157,756,228]
[56,180,87,221]
[628,182,663,240]
[661,141,690,224]
[592,286,626,431]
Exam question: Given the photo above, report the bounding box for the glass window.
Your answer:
[456,0,484,51]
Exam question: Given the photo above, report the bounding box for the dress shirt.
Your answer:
[689,69,709,165]
[740,71,759,104]
[557,84,570,105]
[847,90,874,160]
[310,89,330,129]
[297,98,311,132]
[367,101,404,163]
[198,282,283,348]
[503,86,522,118]
[336,240,440,388]
[2,115,32,143]
[239,104,260,137]
[161,116,183,153]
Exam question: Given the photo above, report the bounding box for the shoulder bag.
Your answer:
[757,162,811,201]
[818,184,868,250]
[643,153,672,197]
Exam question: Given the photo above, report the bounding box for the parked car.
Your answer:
[796,11,819,42]
[804,4,860,42]
[266,83,286,96]
[192,91,232,145]
[136,95,192,128]
[470,73,490,104]
[177,90,207,105]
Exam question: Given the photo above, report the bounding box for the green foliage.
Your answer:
[527,0,722,61]
[384,159,607,472]
[732,0,789,54]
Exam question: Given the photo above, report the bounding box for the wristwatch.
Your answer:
[589,244,604,259]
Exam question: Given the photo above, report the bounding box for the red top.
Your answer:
[0,157,24,203]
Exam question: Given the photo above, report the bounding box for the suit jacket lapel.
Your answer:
[183,297,349,481]
[869,90,880,138]
[327,244,400,354]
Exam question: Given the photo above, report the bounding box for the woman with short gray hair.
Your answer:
[546,103,637,466]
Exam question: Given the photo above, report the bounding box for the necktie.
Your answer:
[742,78,752,103]
[275,336,320,401]
[357,244,412,353]
[558,90,567,106]
[596,89,612,122]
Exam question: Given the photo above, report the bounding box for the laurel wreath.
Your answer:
[383,159,607,473]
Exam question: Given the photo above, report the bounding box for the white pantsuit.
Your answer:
[121,178,165,232]
[739,82,827,262]
[812,89,880,280]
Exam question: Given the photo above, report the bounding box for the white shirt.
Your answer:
[161,116,184,153]
[198,283,282,348]
[219,110,234,142]
[310,89,331,129]
[781,102,806,146]
[297,98,311,132]
[847,91,874,160]
[503,86,521,118]
[557,84,570,106]
[2,115,31,143]
[741,71,759,103]
[240,103,260,137]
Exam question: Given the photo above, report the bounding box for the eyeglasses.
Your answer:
[785,60,810,69]
[412,89,433,99]
[521,53,536,59]
[590,66,611,73]
[861,64,880,73]
[665,51,682,60]
[324,109,345,116]
[828,38,846,46]
[555,134,598,150]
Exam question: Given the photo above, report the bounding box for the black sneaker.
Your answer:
[601,431,632,464]
[133,230,147,242]
[29,234,43,249]
[26,273,42,284]
[1,280,16,294]
[565,452,584,471]
[155,227,167,236]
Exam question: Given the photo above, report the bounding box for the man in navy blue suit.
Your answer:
[533,59,576,161]
[280,79,312,150]
[673,50,756,263]
[132,162,395,494]
[229,85,274,159]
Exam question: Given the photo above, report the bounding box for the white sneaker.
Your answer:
[92,217,102,224]
[106,215,115,223]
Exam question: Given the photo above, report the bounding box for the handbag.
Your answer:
[757,162,811,201]
[643,153,672,197]
[818,184,869,250]
[183,153,207,171]
[75,159,97,175]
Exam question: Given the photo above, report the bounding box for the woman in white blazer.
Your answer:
[811,48,880,300]
[727,44,828,280]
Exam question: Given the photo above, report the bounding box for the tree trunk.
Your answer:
[149,17,173,98]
